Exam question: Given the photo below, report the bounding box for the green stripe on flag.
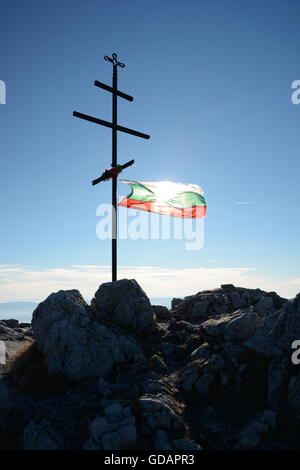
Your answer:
[167,191,207,209]
[127,182,156,202]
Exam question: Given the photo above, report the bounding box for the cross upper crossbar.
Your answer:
[94,80,133,102]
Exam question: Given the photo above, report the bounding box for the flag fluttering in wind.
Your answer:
[118,180,207,218]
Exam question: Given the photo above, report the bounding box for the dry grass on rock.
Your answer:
[6,340,72,394]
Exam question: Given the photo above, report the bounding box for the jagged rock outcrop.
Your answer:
[31,281,153,380]
[90,279,155,334]
[0,320,32,341]
[172,286,286,323]
[23,420,65,450]
[152,305,172,322]
[1,281,300,450]
[245,293,300,358]
[138,392,185,435]
[234,410,276,449]
[84,403,137,450]
[0,382,11,413]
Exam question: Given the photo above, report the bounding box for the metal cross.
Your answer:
[73,53,150,281]
[104,53,125,69]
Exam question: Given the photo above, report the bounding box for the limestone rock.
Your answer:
[245,296,300,358]
[287,373,300,416]
[173,286,286,323]
[235,411,276,449]
[90,279,155,334]
[195,373,215,396]
[154,429,172,450]
[150,354,168,373]
[32,287,146,380]
[0,321,31,341]
[171,298,182,310]
[23,420,64,450]
[172,439,202,450]
[0,381,11,413]
[3,282,300,451]
[138,393,184,434]
[1,319,19,328]
[202,309,260,343]
[152,305,172,322]
[85,404,137,450]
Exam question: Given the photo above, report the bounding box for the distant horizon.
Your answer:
[0,297,174,307]
[0,297,173,322]
[0,264,298,305]
[0,285,296,323]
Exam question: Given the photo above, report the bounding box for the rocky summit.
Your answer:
[1,279,300,450]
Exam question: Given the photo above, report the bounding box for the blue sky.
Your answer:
[0,0,299,302]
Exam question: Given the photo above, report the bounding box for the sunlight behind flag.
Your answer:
[118,180,208,218]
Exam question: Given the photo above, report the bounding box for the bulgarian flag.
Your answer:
[118,180,207,218]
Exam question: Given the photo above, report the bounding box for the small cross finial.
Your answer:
[104,53,125,68]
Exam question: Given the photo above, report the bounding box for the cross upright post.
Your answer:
[106,54,125,281]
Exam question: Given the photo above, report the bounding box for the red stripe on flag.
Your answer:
[118,198,207,218]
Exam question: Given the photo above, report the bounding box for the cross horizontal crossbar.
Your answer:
[92,159,135,186]
[73,111,150,139]
[94,80,133,102]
